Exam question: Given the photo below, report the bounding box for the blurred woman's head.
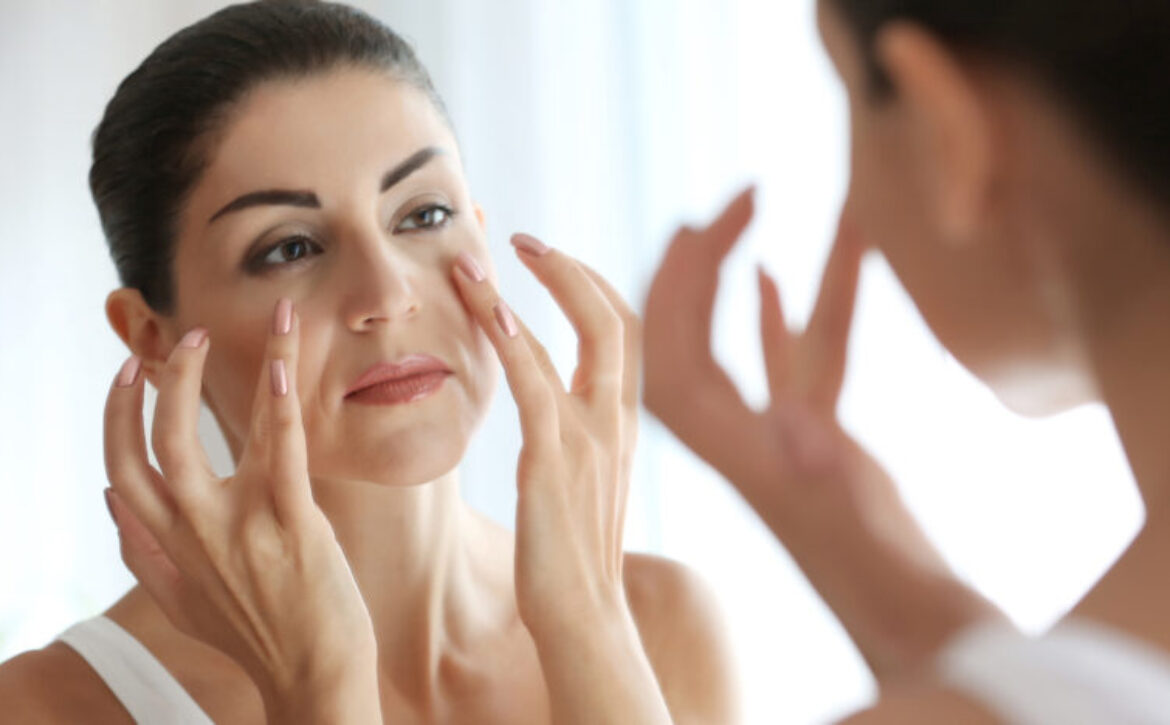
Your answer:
[819,0,1170,415]
[94,1,499,486]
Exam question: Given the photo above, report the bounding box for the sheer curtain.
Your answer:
[0,1,1141,722]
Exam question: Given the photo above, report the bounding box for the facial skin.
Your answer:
[108,66,499,487]
[816,1,1098,416]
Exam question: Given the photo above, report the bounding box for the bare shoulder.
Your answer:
[839,686,999,725]
[623,552,739,725]
[0,642,130,724]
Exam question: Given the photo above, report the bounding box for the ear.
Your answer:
[106,288,173,386]
[473,203,487,231]
[876,22,995,245]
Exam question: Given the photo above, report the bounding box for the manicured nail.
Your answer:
[271,359,288,397]
[179,327,208,349]
[455,251,486,282]
[115,356,141,387]
[494,301,519,338]
[511,233,550,257]
[274,298,292,336]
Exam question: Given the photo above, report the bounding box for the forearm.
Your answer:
[775,501,1006,688]
[531,601,673,725]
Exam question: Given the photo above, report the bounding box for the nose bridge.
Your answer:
[338,219,420,328]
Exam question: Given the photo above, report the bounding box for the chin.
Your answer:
[314,426,470,487]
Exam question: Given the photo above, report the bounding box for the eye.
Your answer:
[395,203,456,233]
[249,235,322,272]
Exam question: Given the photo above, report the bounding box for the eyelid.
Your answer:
[390,193,457,231]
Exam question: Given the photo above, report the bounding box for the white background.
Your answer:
[0,1,1143,722]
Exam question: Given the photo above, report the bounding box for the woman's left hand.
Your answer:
[451,235,671,725]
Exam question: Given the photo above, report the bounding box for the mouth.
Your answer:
[345,355,453,406]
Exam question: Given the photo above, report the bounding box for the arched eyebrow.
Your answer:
[207,146,446,225]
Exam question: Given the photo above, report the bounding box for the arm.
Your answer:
[103,298,380,723]
[642,189,1004,688]
[451,238,672,724]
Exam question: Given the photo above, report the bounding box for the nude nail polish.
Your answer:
[494,301,519,338]
[456,251,486,282]
[179,328,207,349]
[271,359,288,397]
[511,233,549,256]
[274,298,292,336]
[115,356,141,387]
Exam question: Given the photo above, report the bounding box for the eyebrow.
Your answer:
[207,146,445,225]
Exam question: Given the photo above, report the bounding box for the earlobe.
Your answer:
[106,288,170,381]
[876,22,995,246]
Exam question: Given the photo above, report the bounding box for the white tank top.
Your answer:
[936,618,1170,724]
[56,615,213,724]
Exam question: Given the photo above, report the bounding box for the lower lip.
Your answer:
[346,371,450,405]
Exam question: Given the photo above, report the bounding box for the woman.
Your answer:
[0,2,735,723]
[645,0,1170,722]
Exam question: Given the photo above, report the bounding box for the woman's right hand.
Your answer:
[642,189,1004,682]
[102,298,381,724]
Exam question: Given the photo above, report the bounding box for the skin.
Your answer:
[643,1,1170,722]
[0,67,737,724]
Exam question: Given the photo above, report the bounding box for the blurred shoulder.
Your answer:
[0,641,130,724]
[623,552,739,724]
[839,686,998,725]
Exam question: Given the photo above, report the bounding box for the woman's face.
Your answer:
[816,2,1094,415]
[166,67,498,486]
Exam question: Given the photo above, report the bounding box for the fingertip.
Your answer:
[511,232,551,257]
[114,355,142,388]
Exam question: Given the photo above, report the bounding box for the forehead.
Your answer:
[192,67,459,208]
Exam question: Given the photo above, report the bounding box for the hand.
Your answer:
[103,299,380,723]
[642,188,1002,680]
[451,236,670,724]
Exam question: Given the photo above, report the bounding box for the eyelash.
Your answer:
[246,203,458,273]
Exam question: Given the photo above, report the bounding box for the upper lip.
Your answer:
[345,354,453,397]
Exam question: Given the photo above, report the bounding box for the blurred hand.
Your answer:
[452,236,670,724]
[642,189,998,680]
[103,299,380,724]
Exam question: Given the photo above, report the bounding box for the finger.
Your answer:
[642,187,756,411]
[511,235,623,409]
[695,185,756,263]
[150,327,215,502]
[757,264,793,406]
[105,355,175,533]
[576,262,642,417]
[451,251,560,451]
[245,298,314,524]
[801,215,866,414]
[106,488,187,626]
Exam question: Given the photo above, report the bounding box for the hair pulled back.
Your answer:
[90,0,447,313]
[831,0,1170,211]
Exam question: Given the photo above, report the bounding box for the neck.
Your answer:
[310,469,516,698]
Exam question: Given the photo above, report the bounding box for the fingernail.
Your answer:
[179,327,208,349]
[494,301,519,338]
[115,356,141,387]
[274,298,292,336]
[511,233,550,257]
[271,359,288,397]
[103,488,119,525]
[455,251,485,282]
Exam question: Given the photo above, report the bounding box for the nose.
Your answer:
[341,236,422,332]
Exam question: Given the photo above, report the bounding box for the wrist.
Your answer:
[259,658,381,725]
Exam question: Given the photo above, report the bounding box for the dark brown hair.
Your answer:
[831,0,1170,211]
[90,0,448,313]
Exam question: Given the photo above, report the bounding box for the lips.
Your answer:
[344,354,453,398]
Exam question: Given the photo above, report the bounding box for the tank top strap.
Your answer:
[935,617,1170,725]
[57,615,214,724]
